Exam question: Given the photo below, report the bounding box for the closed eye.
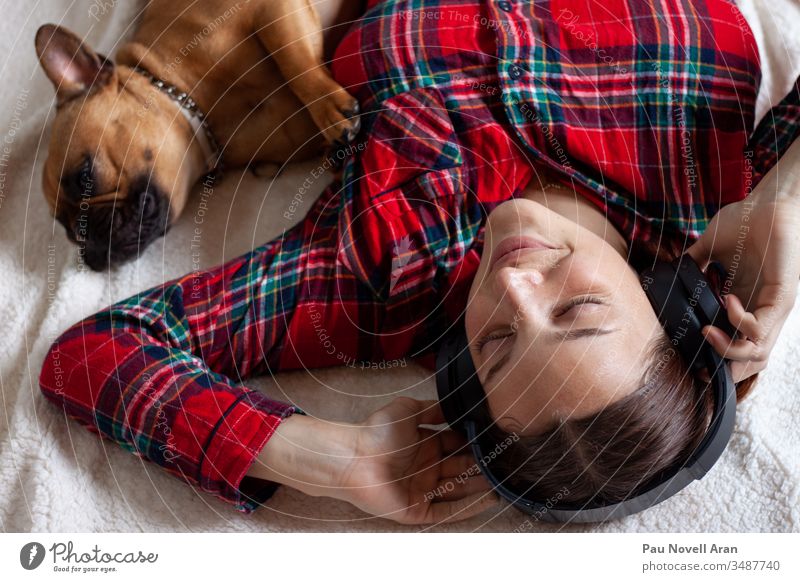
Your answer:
[475,333,511,352]
[473,295,607,352]
[552,295,606,318]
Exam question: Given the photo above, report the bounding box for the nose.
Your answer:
[69,185,170,270]
[494,267,544,313]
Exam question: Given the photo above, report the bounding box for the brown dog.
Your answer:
[36,0,365,270]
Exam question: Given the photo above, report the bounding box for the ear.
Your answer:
[35,24,115,103]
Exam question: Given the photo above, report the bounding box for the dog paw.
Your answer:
[309,90,361,146]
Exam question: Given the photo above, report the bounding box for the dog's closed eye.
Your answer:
[61,155,96,202]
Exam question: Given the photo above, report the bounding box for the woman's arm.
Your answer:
[38,182,438,514]
[688,137,800,382]
[248,398,496,524]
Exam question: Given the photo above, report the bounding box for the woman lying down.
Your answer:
[40,0,800,524]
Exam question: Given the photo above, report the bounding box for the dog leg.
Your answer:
[254,0,360,145]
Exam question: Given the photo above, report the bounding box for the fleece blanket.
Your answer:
[0,1,798,533]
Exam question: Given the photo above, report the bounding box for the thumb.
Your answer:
[686,234,712,270]
[413,399,446,426]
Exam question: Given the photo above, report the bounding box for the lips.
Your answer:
[490,235,558,272]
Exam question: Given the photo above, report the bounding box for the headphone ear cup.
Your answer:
[640,260,706,370]
[675,257,736,338]
[435,324,489,432]
[641,255,736,373]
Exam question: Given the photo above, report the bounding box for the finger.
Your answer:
[426,491,500,524]
[413,399,446,426]
[723,294,764,341]
[433,474,493,501]
[751,301,790,346]
[730,359,767,383]
[438,430,469,455]
[418,428,469,456]
[440,452,478,477]
[703,326,765,362]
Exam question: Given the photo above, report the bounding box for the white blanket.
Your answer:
[1,1,798,533]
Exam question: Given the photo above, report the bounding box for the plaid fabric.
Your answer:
[748,78,800,184]
[39,0,799,513]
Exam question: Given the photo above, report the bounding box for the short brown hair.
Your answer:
[485,321,757,508]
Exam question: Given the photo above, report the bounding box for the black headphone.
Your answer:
[435,254,737,523]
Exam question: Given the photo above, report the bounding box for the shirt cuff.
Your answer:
[198,389,304,513]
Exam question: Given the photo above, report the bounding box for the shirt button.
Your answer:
[498,0,513,11]
[508,64,524,80]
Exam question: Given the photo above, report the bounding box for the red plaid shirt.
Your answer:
[40,0,800,512]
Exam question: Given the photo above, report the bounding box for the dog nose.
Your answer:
[63,180,171,270]
[82,243,111,271]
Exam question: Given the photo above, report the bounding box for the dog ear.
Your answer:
[35,24,115,103]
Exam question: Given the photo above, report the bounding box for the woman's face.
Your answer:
[465,194,663,436]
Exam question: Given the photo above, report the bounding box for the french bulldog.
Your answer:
[36,0,365,270]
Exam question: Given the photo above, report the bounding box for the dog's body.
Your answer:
[37,0,366,270]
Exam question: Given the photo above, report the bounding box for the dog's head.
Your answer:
[36,24,202,270]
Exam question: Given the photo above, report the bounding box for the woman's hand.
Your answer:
[338,398,497,525]
[687,141,800,382]
[249,398,497,525]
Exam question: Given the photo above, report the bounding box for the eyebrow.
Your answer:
[480,328,618,388]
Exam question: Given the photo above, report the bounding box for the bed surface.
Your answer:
[0,1,798,532]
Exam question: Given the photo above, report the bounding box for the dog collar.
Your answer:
[133,66,223,177]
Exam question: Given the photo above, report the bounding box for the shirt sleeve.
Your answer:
[748,77,800,183]
[37,178,439,513]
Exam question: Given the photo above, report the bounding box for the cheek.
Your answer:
[45,190,59,213]
[613,262,651,311]
[629,286,661,333]
[464,294,488,342]
[42,167,61,208]
[146,158,185,216]
[467,246,496,314]
[485,199,541,233]
[568,245,634,290]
